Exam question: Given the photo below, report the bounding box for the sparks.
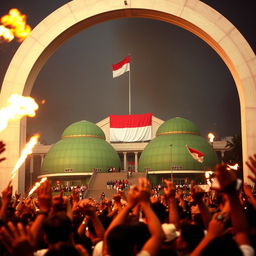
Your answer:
[28,177,47,197]
[11,134,40,180]
[0,94,38,132]
[208,133,215,143]
[0,8,31,42]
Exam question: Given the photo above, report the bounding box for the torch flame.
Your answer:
[208,133,215,143]
[11,134,40,180]
[227,163,239,170]
[0,8,31,42]
[28,177,47,197]
[0,25,14,42]
[0,94,38,132]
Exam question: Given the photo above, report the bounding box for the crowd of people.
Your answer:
[106,180,129,191]
[52,185,87,194]
[0,141,255,256]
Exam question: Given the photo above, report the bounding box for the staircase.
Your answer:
[84,171,147,200]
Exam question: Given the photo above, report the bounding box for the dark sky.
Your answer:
[1,0,255,144]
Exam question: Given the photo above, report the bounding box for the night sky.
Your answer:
[0,0,255,144]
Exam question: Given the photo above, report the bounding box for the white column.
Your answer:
[123,152,127,171]
[134,152,138,172]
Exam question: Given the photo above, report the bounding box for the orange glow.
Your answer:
[0,94,38,132]
[28,177,47,196]
[208,133,215,143]
[227,163,239,170]
[41,99,46,105]
[0,8,31,42]
[11,134,40,180]
[0,25,14,42]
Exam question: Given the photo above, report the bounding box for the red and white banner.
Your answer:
[186,145,204,163]
[110,113,152,142]
[112,56,130,78]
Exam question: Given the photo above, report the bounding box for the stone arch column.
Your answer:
[0,0,255,192]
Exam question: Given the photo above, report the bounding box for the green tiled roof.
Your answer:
[156,117,200,136]
[62,120,105,139]
[41,121,120,175]
[139,117,218,172]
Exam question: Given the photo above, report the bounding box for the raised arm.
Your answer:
[191,183,212,229]
[103,185,140,255]
[78,199,105,240]
[163,179,179,228]
[0,181,12,221]
[216,164,250,246]
[138,178,165,256]
[30,179,52,244]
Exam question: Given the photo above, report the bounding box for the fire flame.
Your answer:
[208,133,215,143]
[0,25,14,42]
[0,8,31,42]
[0,94,38,132]
[205,171,214,186]
[11,134,40,180]
[28,177,47,197]
[227,163,239,170]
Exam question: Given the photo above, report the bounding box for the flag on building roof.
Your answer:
[110,113,152,142]
[112,56,130,78]
[186,145,204,163]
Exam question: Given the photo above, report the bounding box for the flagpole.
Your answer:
[128,56,131,115]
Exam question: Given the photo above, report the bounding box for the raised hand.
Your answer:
[137,178,151,203]
[51,190,64,214]
[37,179,52,212]
[216,164,237,193]
[72,188,80,203]
[207,213,227,239]
[0,222,34,256]
[127,185,140,208]
[2,181,12,205]
[78,199,96,217]
[163,178,176,199]
[246,154,256,184]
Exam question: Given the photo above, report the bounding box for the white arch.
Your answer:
[1,0,255,192]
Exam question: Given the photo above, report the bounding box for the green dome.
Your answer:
[139,118,218,172]
[41,121,120,175]
[156,117,200,136]
[62,120,105,139]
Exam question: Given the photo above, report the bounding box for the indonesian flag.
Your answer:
[186,145,204,163]
[110,113,152,142]
[112,56,130,78]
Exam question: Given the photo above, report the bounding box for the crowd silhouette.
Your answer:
[0,140,255,255]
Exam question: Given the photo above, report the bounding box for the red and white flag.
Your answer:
[110,113,152,142]
[186,145,204,163]
[112,56,130,78]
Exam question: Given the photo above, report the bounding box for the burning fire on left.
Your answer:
[0,8,31,42]
[0,94,39,132]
